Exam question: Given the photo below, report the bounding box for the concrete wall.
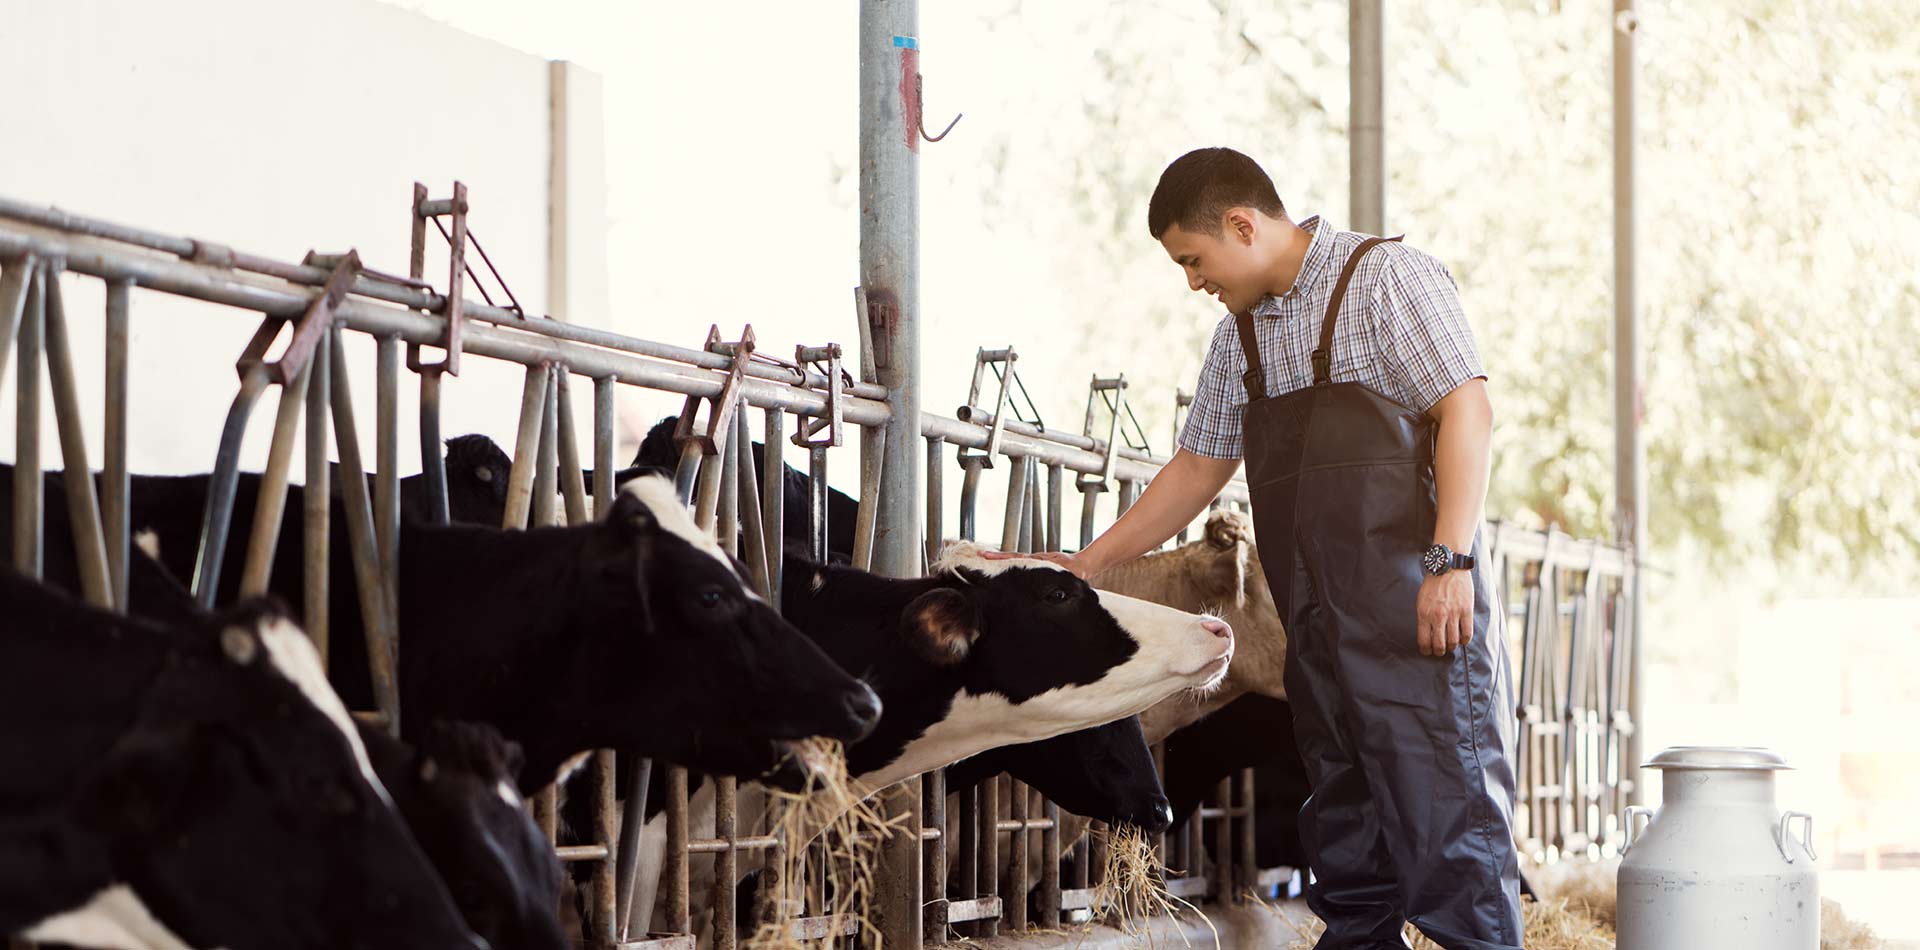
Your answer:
[0,0,606,476]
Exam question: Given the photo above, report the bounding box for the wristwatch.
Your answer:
[1421,542,1475,576]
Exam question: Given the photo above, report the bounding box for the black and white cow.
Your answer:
[636,543,1233,937]
[633,416,859,562]
[42,456,881,792]
[0,567,483,950]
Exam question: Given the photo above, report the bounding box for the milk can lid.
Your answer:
[1644,746,1792,770]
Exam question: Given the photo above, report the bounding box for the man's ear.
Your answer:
[901,588,981,666]
[1225,208,1256,244]
[76,727,198,839]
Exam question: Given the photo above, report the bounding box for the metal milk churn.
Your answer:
[1616,746,1819,950]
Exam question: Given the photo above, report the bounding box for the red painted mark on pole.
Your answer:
[900,46,920,153]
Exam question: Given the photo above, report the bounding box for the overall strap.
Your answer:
[1311,234,1403,385]
[1234,311,1265,401]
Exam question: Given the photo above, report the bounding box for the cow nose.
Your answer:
[1142,798,1174,833]
[1200,618,1232,641]
[842,684,882,740]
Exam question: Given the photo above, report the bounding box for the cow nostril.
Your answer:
[1151,800,1174,832]
[1201,618,1232,640]
[844,685,883,735]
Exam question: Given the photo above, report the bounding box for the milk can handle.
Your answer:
[1622,806,1654,854]
[1778,811,1817,863]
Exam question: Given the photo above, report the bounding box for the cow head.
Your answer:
[73,603,482,950]
[944,715,1172,831]
[565,476,881,784]
[364,719,567,950]
[443,433,515,525]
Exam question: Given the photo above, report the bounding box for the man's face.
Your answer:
[1160,214,1266,314]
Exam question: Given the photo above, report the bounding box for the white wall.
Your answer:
[0,0,604,477]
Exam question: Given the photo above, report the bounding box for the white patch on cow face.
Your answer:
[252,616,394,809]
[930,541,1060,578]
[26,885,196,950]
[811,571,826,593]
[133,529,161,561]
[619,475,761,600]
[551,749,594,787]
[498,779,522,808]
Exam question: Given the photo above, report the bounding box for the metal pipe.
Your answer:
[589,748,617,946]
[102,279,130,611]
[666,765,691,933]
[957,455,984,542]
[12,267,44,577]
[1007,778,1029,931]
[1079,489,1100,551]
[502,364,548,530]
[1045,463,1063,553]
[305,329,330,661]
[1350,0,1386,235]
[418,370,449,524]
[1612,0,1648,808]
[733,407,771,598]
[239,357,311,597]
[0,254,39,379]
[854,426,886,571]
[807,446,829,562]
[614,755,655,939]
[0,196,889,399]
[921,769,946,938]
[861,0,924,590]
[532,370,560,531]
[715,776,738,950]
[375,335,401,612]
[555,375,591,526]
[762,409,785,603]
[328,330,400,734]
[1000,456,1027,552]
[592,377,616,517]
[41,267,111,607]
[719,417,739,556]
[924,438,944,566]
[975,775,1000,939]
[694,437,725,535]
[190,363,271,606]
[1040,799,1062,929]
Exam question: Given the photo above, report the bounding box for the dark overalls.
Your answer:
[1237,236,1523,949]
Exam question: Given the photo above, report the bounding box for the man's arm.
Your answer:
[1418,377,1494,655]
[983,448,1241,579]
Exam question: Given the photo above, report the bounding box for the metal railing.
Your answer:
[1,193,1636,948]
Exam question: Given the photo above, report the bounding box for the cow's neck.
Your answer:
[1089,547,1201,607]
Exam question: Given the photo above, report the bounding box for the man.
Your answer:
[991,147,1521,949]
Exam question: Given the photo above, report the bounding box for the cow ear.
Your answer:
[1203,510,1251,550]
[77,728,197,838]
[901,588,980,666]
[1194,513,1251,610]
[606,490,657,533]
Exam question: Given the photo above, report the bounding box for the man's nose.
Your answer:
[1187,271,1204,291]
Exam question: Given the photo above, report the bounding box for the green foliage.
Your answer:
[965,0,1920,585]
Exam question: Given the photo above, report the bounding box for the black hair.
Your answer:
[1146,147,1286,240]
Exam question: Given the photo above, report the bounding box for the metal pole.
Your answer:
[329,330,399,734]
[1350,0,1386,235]
[555,374,592,527]
[0,255,34,385]
[418,370,449,524]
[240,357,311,598]
[1612,0,1647,807]
[12,267,44,576]
[305,329,330,662]
[375,335,401,613]
[762,409,786,601]
[41,267,111,607]
[103,280,131,611]
[503,364,548,530]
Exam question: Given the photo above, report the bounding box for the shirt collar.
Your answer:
[1252,215,1331,318]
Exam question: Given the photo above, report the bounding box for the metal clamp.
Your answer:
[1621,805,1654,854]
[406,181,468,376]
[1077,374,1147,493]
[958,346,1041,470]
[235,249,361,386]
[790,343,845,449]
[1778,811,1816,863]
[675,325,756,457]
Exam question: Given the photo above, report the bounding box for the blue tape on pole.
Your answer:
[892,35,918,49]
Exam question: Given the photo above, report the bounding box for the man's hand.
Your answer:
[1417,570,1474,656]
[979,549,1094,580]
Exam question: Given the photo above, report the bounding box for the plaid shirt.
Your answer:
[1178,216,1487,460]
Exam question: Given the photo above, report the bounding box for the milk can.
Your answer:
[1616,746,1819,950]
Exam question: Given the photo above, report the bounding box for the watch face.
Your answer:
[1422,544,1450,575]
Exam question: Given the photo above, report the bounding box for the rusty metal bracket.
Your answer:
[789,343,845,450]
[235,250,361,387]
[674,325,755,457]
[406,181,468,376]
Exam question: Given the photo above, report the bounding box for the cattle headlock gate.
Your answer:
[0,192,1638,949]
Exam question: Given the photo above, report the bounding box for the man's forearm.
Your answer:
[1077,449,1242,575]
[1431,381,1494,552]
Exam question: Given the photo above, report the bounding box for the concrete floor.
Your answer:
[940,899,1315,950]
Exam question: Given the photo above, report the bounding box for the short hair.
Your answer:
[1146,148,1286,240]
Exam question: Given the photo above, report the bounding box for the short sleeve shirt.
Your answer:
[1178,216,1487,460]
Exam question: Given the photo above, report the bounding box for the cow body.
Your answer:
[0,568,481,950]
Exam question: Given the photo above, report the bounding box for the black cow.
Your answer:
[1160,694,1310,871]
[634,415,859,562]
[0,568,483,950]
[361,720,567,950]
[942,715,1171,832]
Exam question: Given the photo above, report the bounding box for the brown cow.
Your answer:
[1095,508,1287,746]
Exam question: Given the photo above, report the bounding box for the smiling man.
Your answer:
[991,147,1521,949]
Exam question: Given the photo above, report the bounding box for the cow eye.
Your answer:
[697,587,725,608]
[1044,587,1070,604]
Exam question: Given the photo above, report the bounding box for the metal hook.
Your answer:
[916,74,962,143]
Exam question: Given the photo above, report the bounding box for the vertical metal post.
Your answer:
[854,426,887,572]
[329,331,399,734]
[861,0,923,584]
[42,268,111,607]
[924,438,944,566]
[375,335,400,615]
[102,280,130,611]
[191,363,271,608]
[503,364,549,530]
[808,446,830,562]
[1044,463,1063,552]
[1612,0,1647,808]
[0,256,35,384]
[305,329,331,661]
[556,375,592,527]
[1000,456,1027,552]
[1350,0,1386,235]
[240,358,311,598]
[762,409,786,600]
[532,371,560,532]
[1039,798,1061,929]
[588,375,618,949]
[12,267,44,577]
[418,370,449,524]
[734,407,771,598]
